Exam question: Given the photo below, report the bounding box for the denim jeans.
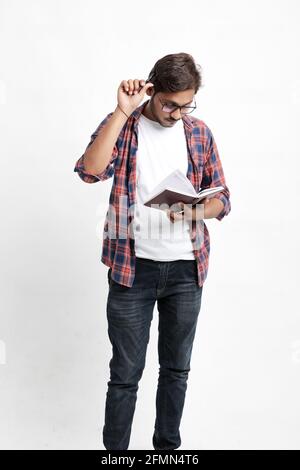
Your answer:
[102,256,203,450]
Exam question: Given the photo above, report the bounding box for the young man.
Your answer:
[74,53,231,450]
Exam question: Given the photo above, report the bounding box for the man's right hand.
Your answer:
[117,79,154,116]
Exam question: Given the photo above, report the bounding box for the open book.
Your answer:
[143,168,224,212]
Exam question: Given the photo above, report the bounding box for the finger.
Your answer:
[133,79,140,93]
[136,79,145,93]
[128,79,134,94]
[169,212,175,223]
[166,210,174,223]
[171,201,183,213]
[137,79,152,94]
[170,211,183,222]
[141,82,154,93]
[121,80,129,92]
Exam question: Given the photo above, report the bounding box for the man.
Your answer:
[74,52,231,450]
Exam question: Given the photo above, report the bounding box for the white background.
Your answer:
[0,0,299,450]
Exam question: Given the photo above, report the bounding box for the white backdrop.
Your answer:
[0,0,299,450]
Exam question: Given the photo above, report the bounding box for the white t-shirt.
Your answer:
[133,113,195,261]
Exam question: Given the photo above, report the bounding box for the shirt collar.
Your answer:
[131,99,194,133]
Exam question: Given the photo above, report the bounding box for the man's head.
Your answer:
[143,52,202,128]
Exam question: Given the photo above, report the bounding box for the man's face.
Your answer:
[145,88,195,127]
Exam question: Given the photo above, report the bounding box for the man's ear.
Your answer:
[146,86,155,97]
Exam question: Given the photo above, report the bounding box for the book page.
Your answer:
[143,168,197,203]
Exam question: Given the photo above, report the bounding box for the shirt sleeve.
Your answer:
[73,112,119,183]
[201,128,231,221]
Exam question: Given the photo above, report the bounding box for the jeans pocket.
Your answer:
[179,259,198,283]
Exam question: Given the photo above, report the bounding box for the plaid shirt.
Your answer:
[74,99,231,287]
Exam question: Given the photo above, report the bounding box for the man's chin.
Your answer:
[161,119,177,127]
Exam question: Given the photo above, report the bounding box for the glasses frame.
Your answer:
[158,96,197,115]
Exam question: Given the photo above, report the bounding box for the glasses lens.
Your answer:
[162,104,176,113]
[162,104,196,114]
[181,106,196,114]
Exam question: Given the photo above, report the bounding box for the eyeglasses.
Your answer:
[158,96,196,115]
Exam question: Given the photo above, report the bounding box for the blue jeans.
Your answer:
[102,256,203,450]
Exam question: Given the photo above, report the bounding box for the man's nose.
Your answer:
[170,108,182,120]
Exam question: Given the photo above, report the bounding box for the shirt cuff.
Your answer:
[212,192,231,221]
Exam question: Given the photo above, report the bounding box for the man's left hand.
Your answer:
[165,198,210,223]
